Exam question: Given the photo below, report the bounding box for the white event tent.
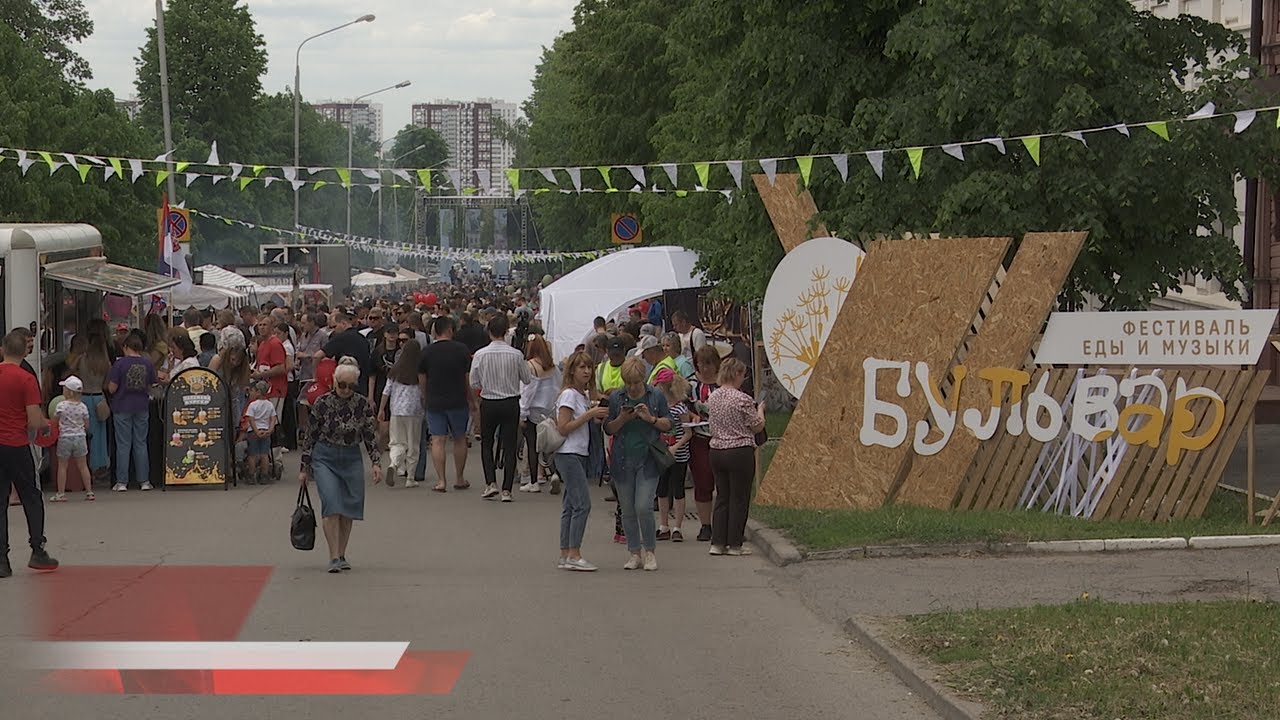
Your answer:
[540,246,704,361]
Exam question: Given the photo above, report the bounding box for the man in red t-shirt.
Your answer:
[251,319,290,418]
[0,329,59,578]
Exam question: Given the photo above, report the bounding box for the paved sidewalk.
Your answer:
[0,447,933,719]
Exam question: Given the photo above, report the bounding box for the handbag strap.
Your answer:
[297,484,312,509]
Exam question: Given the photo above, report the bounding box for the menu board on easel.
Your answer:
[163,367,231,488]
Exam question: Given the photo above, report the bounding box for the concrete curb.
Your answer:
[747,519,1280,566]
[744,518,803,566]
[843,616,984,720]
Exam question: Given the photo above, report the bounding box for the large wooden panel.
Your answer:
[752,173,830,253]
[757,236,1010,509]
[896,232,1086,508]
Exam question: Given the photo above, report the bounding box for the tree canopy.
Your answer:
[521,0,1280,307]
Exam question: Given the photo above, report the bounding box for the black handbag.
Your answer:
[648,436,676,472]
[290,485,316,551]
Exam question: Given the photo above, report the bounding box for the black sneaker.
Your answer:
[0,557,11,579]
[656,529,672,541]
[29,547,59,571]
[696,525,713,542]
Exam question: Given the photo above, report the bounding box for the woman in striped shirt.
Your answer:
[653,368,693,542]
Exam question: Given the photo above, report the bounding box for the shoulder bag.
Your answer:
[290,485,316,551]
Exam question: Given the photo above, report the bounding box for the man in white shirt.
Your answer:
[671,311,706,360]
[469,314,532,501]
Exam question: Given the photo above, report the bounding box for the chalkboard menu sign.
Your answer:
[164,367,231,488]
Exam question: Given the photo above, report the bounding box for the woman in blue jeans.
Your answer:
[106,333,157,492]
[603,357,671,571]
[553,351,611,571]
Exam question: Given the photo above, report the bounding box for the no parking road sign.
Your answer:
[157,207,192,243]
[611,213,643,245]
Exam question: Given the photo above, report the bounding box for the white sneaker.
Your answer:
[481,485,499,499]
[519,482,535,493]
[727,546,754,556]
[557,557,570,569]
[403,479,420,488]
[140,482,154,491]
[709,545,726,556]
[565,557,598,572]
[643,551,658,571]
[112,484,127,492]
[526,482,541,493]
[623,554,642,570]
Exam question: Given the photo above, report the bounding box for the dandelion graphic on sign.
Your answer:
[768,262,858,389]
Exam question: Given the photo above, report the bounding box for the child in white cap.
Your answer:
[53,375,93,502]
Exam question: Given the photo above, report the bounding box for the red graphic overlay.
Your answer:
[33,566,468,695]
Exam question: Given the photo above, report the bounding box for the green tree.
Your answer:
[0,20,157,268]
[0,0,94,81]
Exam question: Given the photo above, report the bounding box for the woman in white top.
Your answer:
[518,336,561,493]
[377,340,425,488]
[553,351,610,571]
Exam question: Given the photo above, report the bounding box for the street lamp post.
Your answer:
[380,143,426,239]
[293,14,375,229]
[347,80,411,236]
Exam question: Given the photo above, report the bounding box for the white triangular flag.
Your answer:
[154,150,173,162]
[865,151,884,180]
[128,158,144,182]
[942,144,965,161]
[103,164,116,181]
[476,169,491,192]
[1233,110,1257,133]
[283,167,297,182]
[229,162,244,179]
[832,154,849,182]
[185,173,199,187]
[447,169,461,189]
[263,177,277,187]
[360,169,380,180]
[725,161,743,189]
[538,167,556,184]
[625,165,645,187]
[290,180,305,191]
[660,163,678,187]
[17,150,35,175]
[1113,124,1130,137]
[1188,102,1215,120]
[206,142,219,166]
[61,153,79,170]
[759,158,777,185]
[366,183,379,194]
[307,167,325,175]
[210,173,225,185]
[1064,131,1087,146]
[720,190,734,203]
[392,169,412,183]
[982,137,1006,154]
[47,160,66,175]
[83,155,105,166]
[566,167,582,191]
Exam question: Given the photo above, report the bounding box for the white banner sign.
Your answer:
[1035,310,1277,365]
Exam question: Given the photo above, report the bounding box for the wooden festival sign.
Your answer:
[753,176,1275,520]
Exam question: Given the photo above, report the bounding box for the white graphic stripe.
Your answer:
[30,642,409,670]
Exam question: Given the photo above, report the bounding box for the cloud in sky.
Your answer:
[71,0,577,140]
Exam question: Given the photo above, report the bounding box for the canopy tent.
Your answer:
[196,264,265,294]
[393,266,428,282]
[168,284,244,309]
[351,271,402,288]
[540,246,704,361]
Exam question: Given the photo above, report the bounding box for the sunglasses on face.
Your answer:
[335,381,355,390]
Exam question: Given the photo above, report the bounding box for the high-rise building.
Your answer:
[313,101,384,144]
[411,98,519,194]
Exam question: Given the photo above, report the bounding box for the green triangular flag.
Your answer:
[534,188,551,194]
[109,158,123,178]
[693,162,710,188]
[252,164,266,176]
[596,166,612,190]
[796,156,814,186]
[1021,136,1042,165]
[906,147,924,179]
[1145,122,1170,141]
[313,180,328,190]
[417,168,432,191]
[675,190,689,198]
[505,168,519,193]
[175,161,190,173]
[239,176,255,190]
[222,217,233,225]
[38,151,55,172]
[155,170,169,186]
[336,168,351,188]
[77,163,92,182]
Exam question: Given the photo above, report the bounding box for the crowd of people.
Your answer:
[1,273,766,578]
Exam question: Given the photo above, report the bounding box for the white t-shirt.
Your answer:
[283,338,297,382]
[679,327,706,359]
[555,388,591,456]
[385,379,424,417]
[55,399,90,437]
[244,398,278,432]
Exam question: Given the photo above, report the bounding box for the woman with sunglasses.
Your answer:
[299,357,384,573]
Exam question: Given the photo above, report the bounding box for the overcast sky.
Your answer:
[72,0,576,141]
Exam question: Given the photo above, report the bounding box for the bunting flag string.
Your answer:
[186,209,618,266]
[2,103,1279,195]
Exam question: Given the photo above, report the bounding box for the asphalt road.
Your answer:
[0,446,933,719]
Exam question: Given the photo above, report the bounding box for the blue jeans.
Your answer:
[612,454,659,552]
[82,393,109,471]
[113,412,149,487]
[555,453,592,550]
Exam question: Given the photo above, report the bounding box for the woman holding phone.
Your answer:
[553,351,611,571]
[707,357,765,556]
[603,357,672,571]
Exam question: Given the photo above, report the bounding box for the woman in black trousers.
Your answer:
[705,358,765,556]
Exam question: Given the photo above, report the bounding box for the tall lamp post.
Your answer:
[380,143,426,239]
[293,14,375,229]
[346,80,411,236]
